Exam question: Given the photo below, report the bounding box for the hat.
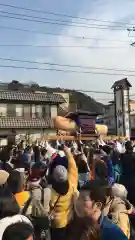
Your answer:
[52,165,68,183]
[0,170,9,185]
[112,183,128,199]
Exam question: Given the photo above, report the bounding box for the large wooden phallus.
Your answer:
[54,111,108,136]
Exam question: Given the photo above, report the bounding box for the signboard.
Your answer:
[79,115,96,135]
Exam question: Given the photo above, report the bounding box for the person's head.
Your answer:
[51,165,69,195]
[112,183,128,199]
[75,154,89,173]
[0,170,9,186]
[95,160,108,181]
[125,141,133,153]
[26,146,33,154]
[0,184,20,219]
[102,145,112,155]
[1,215,34,240]
[41,148,47,157]
[7,169,25,194]
[75,180,112,221]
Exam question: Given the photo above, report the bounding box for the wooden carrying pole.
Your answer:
[40,135,129,141]
[41,135,97,141]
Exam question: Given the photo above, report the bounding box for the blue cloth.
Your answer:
[22,152,29,164]
[107,159,115,184]
[113,163,122,183]
[100,214,128,240]
[102,155,115,184]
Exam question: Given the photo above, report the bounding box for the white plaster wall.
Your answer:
[0,139,7,146]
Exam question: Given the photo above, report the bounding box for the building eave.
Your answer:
[0,91,65,104]
[0,117,54,129]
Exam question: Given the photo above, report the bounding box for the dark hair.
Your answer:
[81,180,112,210]
[95,160,108,181]
[102,145,112,155]
[33,146,40,162]
[2,222,33,240]
[87,148,94,169]
[7,170,24,194]
[0,184,19,219]
[66,215,100,240]
[41,148,47,157]
[75,154,89,173]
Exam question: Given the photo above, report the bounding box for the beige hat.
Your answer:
[112,183,128,199]
[0,170,9,185]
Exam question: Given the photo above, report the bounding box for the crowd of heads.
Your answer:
[0,138,134,239]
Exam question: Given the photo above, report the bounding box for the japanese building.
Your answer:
[0,89,65,145]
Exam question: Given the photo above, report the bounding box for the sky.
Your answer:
[0,0,135,104]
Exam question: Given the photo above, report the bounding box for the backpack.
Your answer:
[21,187,60,231]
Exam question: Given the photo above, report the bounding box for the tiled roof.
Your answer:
[0,91,65,103]
[111,78,132,89]
[0,117,54,129]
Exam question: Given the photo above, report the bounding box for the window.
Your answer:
[16,104,23,117]
[36,105,42,118]
[43,105,50,118]
[51,105,57,118]
[0,104,7,116]
[31,105,36,118]
[23,104,31,118]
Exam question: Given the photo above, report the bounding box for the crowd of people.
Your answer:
[0,137,135,239]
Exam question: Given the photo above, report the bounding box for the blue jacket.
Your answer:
[100,214,128,240]
[102,155,115,184]
[22,152,29,163]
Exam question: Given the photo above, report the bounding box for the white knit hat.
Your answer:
[0,170,9,185]
[52,165,68,183]
[112,183,128,199]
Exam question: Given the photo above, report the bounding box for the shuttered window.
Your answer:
[0,104,7,116]
[51,105,57,118]
[16,104,23,117]
[36,105,42,118]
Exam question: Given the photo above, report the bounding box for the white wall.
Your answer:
[0,103,7,116]
[15,128,56,142]
[0,139,7,146]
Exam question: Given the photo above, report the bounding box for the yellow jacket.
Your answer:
[50,149,78,228]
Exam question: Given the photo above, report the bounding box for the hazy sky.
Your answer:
[0,0,135,104]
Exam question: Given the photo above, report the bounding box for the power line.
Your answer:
[0,11,123,27]
[0,10,128,30]
[0,56,135,73]
[0,12,126,31]
[0,3,134,26]
[72,90,113,94]
[0,25,131,43]
[0,63,134,77]
[0,44,128,49]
